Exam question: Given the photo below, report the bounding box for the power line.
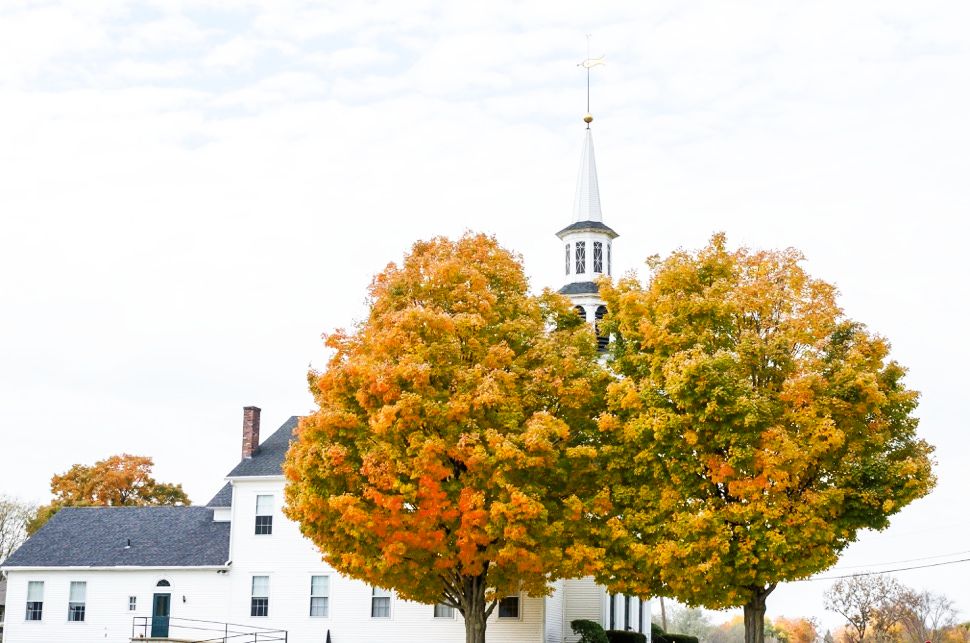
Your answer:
[829,548,970,571]
[795,557,970,582]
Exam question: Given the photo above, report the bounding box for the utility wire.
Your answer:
[794,557,970,582]
[828,548,970,571]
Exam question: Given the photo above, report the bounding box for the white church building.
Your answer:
[0,116,650,643]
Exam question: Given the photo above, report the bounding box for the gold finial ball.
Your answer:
[583,113,594,124]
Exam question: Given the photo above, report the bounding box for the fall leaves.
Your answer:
[283,232,935,643]
[284,234,608,624]
[595,234,934,642]
[28,453,190,534]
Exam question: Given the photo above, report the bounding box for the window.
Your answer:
[309,576,329,617]
[498,596,519,618]
[156,580,171,587]
[609,593,615,629]
[593,241,603,273]
[129,596,137,612]
[25,581,43,621]
[434,603,455,618]
[623,595,630,630]
[68,582,86,622]
[607,243,612,275]
[255,495,273,535]
[575,241,586,274]
[595,305,608,352]
[251,576,269,617]
[565,244,570,275]
[371,587,391,618]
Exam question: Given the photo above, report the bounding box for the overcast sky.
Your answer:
[1,0,968,633]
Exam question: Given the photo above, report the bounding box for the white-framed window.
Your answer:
[593,241,603,273]
[129,596,137,612]
[371,587,391,618]
[607,242,612,275]
[498,595,520,619]
[25,581,44,621]
[251,576,270,617]
[565,244,570,275]
[433,603,455,618]
[255,495,273,535]
[67,582,87,622]
[309,575,329,617]
[575,241,586,274]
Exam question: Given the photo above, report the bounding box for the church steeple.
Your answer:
[556,115,618,351]
[572,128,603,223]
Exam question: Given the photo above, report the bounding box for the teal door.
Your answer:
[151,593,171,637]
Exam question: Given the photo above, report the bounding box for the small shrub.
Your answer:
[571,619,609,643]
[651,623,670,643]
[606,630,647,643]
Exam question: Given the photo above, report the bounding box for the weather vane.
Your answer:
[578,33,605,127]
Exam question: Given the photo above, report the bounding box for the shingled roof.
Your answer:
[226,416,300,478]
[1,507,229,568]
[558,281,600,295]
[206,482,233,508]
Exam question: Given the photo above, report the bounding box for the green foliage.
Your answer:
[605,630,647,643]
[571,619,609,643]
[597,234,936,643]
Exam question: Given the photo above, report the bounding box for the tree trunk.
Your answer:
[465,605,486,643]
[743,584,777,643]
[457,572,492,643]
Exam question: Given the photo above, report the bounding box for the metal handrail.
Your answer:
[131,616,287,642]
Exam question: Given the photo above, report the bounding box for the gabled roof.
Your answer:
[1,507,229,568]
[206,482,233,508]
[226,416,300,478]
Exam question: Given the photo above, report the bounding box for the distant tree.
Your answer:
[774,616,820,643]
[597,235,936,643]
[28,454,190,534]
[899,590,958,643]
[284,234,609,643]
[709,616,748,643]
[824,574,904,643]
[942,622,970,643]
[0,495,36,563]
[667,605,715,641]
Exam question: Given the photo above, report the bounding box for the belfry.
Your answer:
[557,111,618,351]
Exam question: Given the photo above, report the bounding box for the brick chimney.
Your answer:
[242,406,261,459]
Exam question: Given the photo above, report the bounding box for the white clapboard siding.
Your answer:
[545,578,565,643]
[563,576,606,642]
[3,568,230,643]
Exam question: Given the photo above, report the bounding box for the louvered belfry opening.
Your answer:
[595,305,608,352]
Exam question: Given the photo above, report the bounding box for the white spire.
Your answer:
[572,128,603,222]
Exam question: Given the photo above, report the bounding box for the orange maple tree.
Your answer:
[596,234,935,643]
[28,454,190,534]
[284,234,608,643]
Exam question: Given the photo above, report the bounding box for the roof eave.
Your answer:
[1,564,230,572]
[555,221,619,240]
